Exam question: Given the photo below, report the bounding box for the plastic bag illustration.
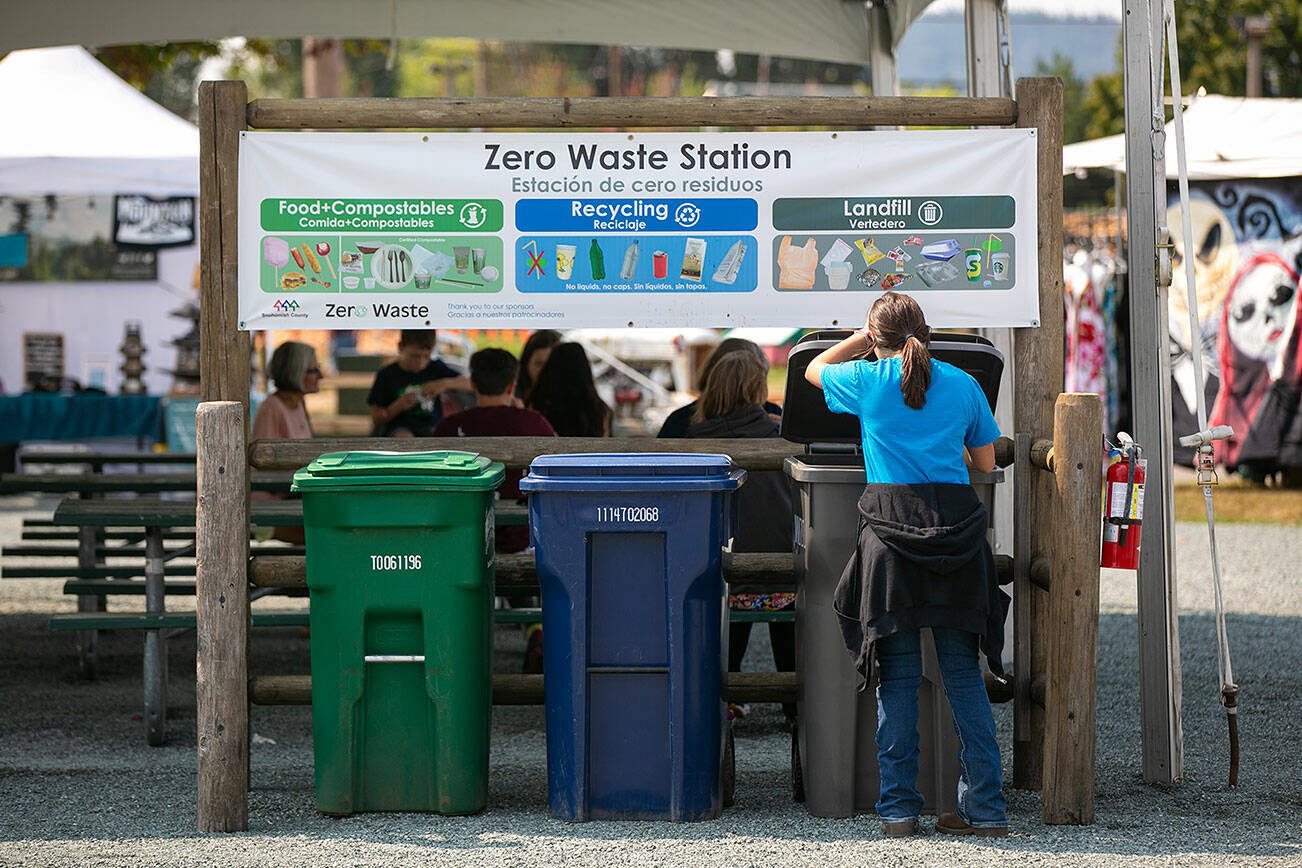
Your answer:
[778,236,818,289]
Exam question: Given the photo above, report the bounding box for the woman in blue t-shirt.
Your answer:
[805,291,1008,838]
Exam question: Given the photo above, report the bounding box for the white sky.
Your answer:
[923,0,1122,18]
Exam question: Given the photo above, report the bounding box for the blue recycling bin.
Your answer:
[519,453,745,822]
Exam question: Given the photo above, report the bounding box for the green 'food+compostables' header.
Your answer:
[262,199,503,233]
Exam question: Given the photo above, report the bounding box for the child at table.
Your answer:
[367,330,471,437]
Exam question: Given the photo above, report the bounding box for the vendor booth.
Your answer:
[0,45,198,421]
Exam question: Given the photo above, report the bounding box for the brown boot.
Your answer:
[936,813,1008,838]
[881,818,920,837]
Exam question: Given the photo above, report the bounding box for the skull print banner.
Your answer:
[1170,178,1302,470]
[236,129,1039,330]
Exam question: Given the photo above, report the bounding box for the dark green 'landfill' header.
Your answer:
[772,196,1016,231]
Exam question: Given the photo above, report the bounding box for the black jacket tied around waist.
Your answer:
[832,483,1010,687]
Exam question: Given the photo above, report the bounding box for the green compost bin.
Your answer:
[292,450,505,816]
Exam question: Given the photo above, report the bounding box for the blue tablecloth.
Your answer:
[0,394,163,441]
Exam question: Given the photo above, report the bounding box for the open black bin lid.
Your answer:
[780,330,1004,445]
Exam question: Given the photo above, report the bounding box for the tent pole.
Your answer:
[1121,0,1183,785]
[968,0,1016,580]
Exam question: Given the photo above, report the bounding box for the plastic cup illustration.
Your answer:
[964,248,982,281]
[414,270,432,289]
[263,237,289,283]
[990,251,1010,281]
[363,277,376,289]
[652,250,668,279]
[825,261,852,290]
[556,244,576,280]
[454,246,471,274]
[471,247,486,275]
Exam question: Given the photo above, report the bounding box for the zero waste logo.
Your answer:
[674,202,702,228]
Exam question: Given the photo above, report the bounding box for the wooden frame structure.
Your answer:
[196,78,1100,832]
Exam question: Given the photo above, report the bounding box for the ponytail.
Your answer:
[900,333,932,409]
[866,291,933,409]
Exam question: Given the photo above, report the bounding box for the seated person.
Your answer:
[367,329,471,437]
[435,347,556,675]
[433,347,556,554]
[684,350,795,723]
[526,342,612,437]
[252,340,322,545]
[658,338,783,438]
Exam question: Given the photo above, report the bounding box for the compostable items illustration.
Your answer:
[258,234,503,293]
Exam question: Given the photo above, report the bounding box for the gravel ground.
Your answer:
[1,493,1300,867]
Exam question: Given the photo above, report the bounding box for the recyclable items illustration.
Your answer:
[515,234,756,294]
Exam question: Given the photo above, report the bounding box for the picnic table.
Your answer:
[16,450,198,470]
[38,491,790,747]
[0,471,291,495]
[43,494,530,745]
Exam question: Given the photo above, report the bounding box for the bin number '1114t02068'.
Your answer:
[594,506,660,522]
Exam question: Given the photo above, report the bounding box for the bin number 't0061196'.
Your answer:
[370,554,422,571]
[595,506,659,522]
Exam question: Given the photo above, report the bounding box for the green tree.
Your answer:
[1034,52,1089,143]
[1081,0,1302,138]
[95,41,297,118]
[95,44,223,118]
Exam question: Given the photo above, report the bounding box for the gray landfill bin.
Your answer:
[780,331,1005,819]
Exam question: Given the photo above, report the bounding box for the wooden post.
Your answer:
[1042,393,1103,824]
[197,77,251,833]
[199,80,250,412]
[196,401,250,832]
[1012,76,1064,791]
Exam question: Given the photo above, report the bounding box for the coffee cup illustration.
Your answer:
[990,251,1010,281]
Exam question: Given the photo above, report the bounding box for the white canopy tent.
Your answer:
[1063,94,1302,180]
[0,0,942,69]
[0,46,199,397]
[0,45,198,195]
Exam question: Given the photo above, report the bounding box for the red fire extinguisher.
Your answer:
[1101,436,1146,570]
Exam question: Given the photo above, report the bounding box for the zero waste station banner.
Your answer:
[237,130,1039,330]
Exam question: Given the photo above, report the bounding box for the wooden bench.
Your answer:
[15,450,198,470]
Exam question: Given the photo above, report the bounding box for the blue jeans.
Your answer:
[874,627,1007,827]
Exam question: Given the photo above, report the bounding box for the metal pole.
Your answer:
[867,3,899,106]
[1121,0,1183,785]
[1244,16,1270,99]
[967,0,1016,575]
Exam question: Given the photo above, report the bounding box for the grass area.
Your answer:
[1174,480,1302,525]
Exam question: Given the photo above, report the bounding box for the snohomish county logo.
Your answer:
[267,298,308,319]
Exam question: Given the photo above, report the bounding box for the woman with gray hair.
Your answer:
[252,340,322,441]
[253,340,322,545]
